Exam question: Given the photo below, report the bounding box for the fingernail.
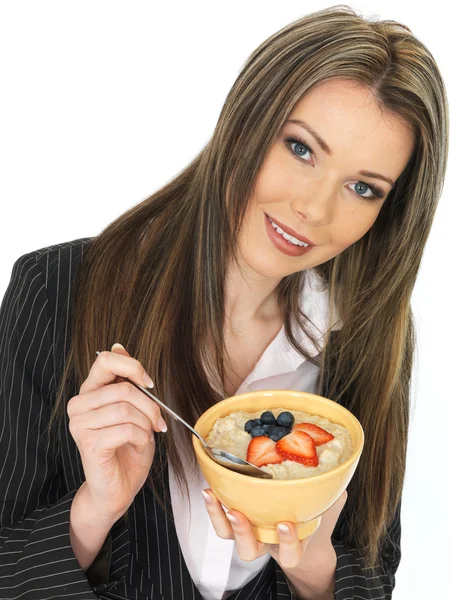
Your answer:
[111,343,125,351]
[143,372,154,388]
[202,490,213,504]
[158,416,167,432]
[226,513,238,525]
[277,524,289,535]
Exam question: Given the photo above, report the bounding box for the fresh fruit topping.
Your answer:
[244,419,259,434]
[264,424,276,437]
[276,430,319,467]
[250,425,267,438]
[260,410,278,426]
[246,436,285,467]
[269,426,291,442]
[276,411,295,428]
[293,423,334,445]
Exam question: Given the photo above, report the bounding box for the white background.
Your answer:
[0,2,448,598]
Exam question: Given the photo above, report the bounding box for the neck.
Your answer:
[224,258,282,334]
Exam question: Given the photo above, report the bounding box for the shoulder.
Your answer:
[21,238,95,364]
[19,236,94,292]
[11,237,93,277]
[30,237,94,274]
[8,237,93,295]
[11,237,95,323]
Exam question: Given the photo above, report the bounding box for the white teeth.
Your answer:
[269,218,309,247]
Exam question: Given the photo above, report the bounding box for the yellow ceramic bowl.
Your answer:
[192,390,364,544]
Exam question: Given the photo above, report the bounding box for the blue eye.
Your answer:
[284,136,385,201]
[286,137,313,161]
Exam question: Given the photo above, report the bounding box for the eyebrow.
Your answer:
[284,119,395,187]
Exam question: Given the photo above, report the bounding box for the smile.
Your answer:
[267,217,309,247]
[264,214,314,258]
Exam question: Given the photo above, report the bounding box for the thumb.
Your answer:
[111,342,131,356]
[111,343,131,383]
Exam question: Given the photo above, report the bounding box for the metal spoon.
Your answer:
[96,351,272,479]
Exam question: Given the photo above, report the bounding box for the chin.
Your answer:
[242,252,292,279]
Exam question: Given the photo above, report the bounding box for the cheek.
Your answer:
[253,160,293,204]
[331,204,382,249]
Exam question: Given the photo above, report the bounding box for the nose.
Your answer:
[291,184,334,226]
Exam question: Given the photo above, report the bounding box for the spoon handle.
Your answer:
[95,351,207,446]
[134,381,207,444]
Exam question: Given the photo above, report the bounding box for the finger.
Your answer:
[111,343,131,357]
[68,380,167,432]
[111,344,131,384]
[276,522,308,569]
[72,400,155,440]
[224,510,264,561]
[88,422,153,454]
[109,345,166,431]
[80,345,154,395]
[202,489,234,540]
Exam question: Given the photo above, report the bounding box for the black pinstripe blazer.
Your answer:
[0,239,402,600]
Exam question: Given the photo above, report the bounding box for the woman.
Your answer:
[0,5,447,600]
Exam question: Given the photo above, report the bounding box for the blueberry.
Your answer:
[269,426,291,442]
[244,419,259,434]
[251,425,267,438]
[260,411,277,426]
[277,411,295,428]
[255,418,263,426]
[265,424,276,437]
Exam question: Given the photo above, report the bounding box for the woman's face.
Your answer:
[237,78,416,279]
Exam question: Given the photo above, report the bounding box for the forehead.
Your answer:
[287,78,415,176]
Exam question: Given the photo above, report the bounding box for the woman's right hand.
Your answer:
[67,344,167,522]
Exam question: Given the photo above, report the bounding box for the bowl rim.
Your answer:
[192,390,365,484]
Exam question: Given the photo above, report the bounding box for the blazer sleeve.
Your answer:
[271,498,401,600]
[0,251,106,599]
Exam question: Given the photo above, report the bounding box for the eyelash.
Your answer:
[284,135,386,201]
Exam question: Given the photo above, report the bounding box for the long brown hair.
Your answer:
[45,4,448,571]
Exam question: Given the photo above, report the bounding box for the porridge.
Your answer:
[205,407,353,480]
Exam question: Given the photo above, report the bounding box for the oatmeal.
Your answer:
[205,407,353,480]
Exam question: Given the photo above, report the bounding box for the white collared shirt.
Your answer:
[168,269,342,600]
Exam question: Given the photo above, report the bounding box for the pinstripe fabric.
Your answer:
[0,239,402,599]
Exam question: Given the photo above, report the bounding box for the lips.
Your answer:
[264,214,314,257]
[266,214,315,246]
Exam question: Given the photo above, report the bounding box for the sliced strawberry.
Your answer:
[276,430,319,467]
[293,423,334,446]
[246,436,285,468]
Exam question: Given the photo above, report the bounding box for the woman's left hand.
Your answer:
[202,488,347,574]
